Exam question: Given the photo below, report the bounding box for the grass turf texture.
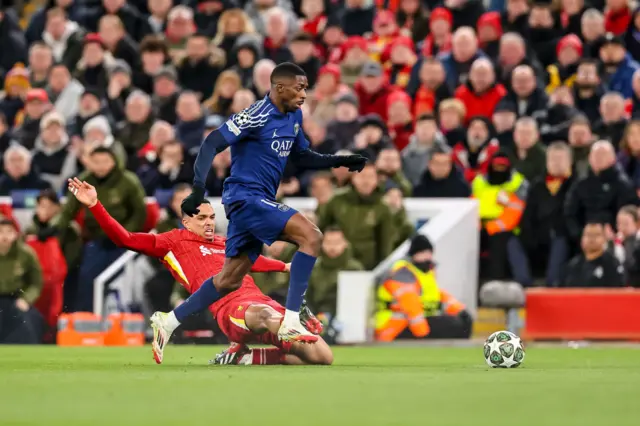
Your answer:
[0,346,638,426]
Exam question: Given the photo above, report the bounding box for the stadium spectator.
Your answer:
[453,116,499,183]
[41,6,85,72]
[396,0,430,44]
[308,226,364,315]
[151,66,180,124]
[520,142,575,287]
[177,32,222,100]
[581,9,606,58]
[386,91,414,151]
[421,7,452,58]
[0,146,52,195]
[56,146,146,311]
[503,64,549,119]
[118,90,155,165]
[383,186,415,249]
[308,64,350,126]
[568,115,596,179]
[625,7,640,61]
[600,32,639,99]
[230,89,256,115]
[368,10,400,63]
[252,58,276,97]
[205,146,231,196]
[546,35,582,94]
[137,140,193,195]
[492,99,517,148]
[565,140,639,243]
[193,0,231,38]
[137,120,175,165]
[175,90,206,156]
[439,27,483,91]
[134,35,170,94]
[562,0,588,37]
[82,115,127,166]
[351,113,393,161]
[526,3,560,69]
[382,36,417,90]
[339,0,374,36]
[98,15,139,71]
[561,220,625,287]
[289,32,320,89]
[455,57,507,123]
[437,98,466,146]
[339,36,370,87]
[376,234,472,341]
[245,0,298,39]
[355,61,397,122]
[0,9,27,88]
[105,60,134,123]
[71,89,109,138]
[309,171,334,218]
[32,111,77,192]
[540,85,581,144]
[318,163,394,270]
[502,0,529,37]
[13,88,52,150]
[326,93,360,151]
[618,120,640,187]
[0,114,10,170]
[86,0,151,43]
[0,64,30,128]
[299,0,328,40]
[593,92,628,148]
[612,205,640,285]
[47,63,84,122]
[0,216,42,344]
[411,58,451,117]
[508,117,546,182]
[230,33,262,89]
[28,43,53,89]
[146,0,173,35]
[605,0,632,36]
[413,144,470,198]
[476,11,501,59]
[496,33,541,90]
[26,1,88,46]
[376,148,412,196]
[573,59,605,123]
[402,114,448,187]
[262,7,293,64]
[204,69,241,119]
[74,33,113,97]
[473,152,530,284]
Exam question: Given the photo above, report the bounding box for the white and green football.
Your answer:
[483,330,525,368]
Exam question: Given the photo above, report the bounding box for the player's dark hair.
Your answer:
[270,62,306,84]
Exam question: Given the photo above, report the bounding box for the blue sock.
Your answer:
[174,276,220,322]
[285,252,317,312]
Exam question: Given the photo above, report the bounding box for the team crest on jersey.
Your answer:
[278,204,291,212]
[294,123,299,136]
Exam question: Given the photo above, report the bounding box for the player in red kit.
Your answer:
[67,178,333,366]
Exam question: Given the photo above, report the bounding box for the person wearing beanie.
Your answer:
[420,7,452,58]
[339,36,370,87]
[472,151,532,285]
[0,63,30,127]
[546,34,583,94]
[376,233,472,341]
[354,61,398,122]
[54,146,146,311]
[477,11,502,60]
[453,115,500,183]
[82,114,127,166]
[600,32,640,99]
[230,33,263,90]
[339,0,375,37]
[386,91,414,151]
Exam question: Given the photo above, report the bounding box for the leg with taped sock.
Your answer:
[173,275,220,323]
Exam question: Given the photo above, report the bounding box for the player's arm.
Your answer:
[67,178,170,258]
[251,255,288,272]
[290,111,367,172]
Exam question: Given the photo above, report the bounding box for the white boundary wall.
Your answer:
[4,196,479,342]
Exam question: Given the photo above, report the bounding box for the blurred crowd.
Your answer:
[2,0,640,343]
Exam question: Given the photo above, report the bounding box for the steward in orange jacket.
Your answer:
[375,235,473,341]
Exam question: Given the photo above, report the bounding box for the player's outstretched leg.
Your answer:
[150,256,252,364]
[278,213,323,343]
[245,304,333,365]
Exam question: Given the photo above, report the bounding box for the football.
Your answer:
[483,330,525,368]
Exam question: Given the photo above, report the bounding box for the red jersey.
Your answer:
[89,202,287,318]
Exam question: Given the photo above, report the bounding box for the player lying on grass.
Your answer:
[67,178,333,366]
[153,62,367,346]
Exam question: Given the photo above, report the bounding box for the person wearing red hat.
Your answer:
[13,89,52,150]
[477,11,503,59]
[455,57,507,123]
[340,36,371,87]
[605,0,632,36]
[367,9,400,63]
[421,7,453,58]
[386,91,414,151]
[308,64,350,125]
[546,34,583,94]
[382,36,417,89]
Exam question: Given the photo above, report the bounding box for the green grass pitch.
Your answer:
[0,345,638,426]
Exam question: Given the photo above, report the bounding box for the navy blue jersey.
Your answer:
[218,95,309,203]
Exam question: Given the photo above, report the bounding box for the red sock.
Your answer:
[251,348,286,365]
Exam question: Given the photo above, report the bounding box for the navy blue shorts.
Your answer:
[224,197,298,259]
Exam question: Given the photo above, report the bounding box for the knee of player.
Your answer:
[306,227,323,255]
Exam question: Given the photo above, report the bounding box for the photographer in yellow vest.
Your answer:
[375,235,473,341]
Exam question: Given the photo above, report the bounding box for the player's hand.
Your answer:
[15,298,29,312]
[181,186,205,216]
[335,154,368,172]
[68,178,98,208]
[284,263,291,273]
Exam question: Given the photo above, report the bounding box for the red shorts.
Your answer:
[213,291,287,349]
